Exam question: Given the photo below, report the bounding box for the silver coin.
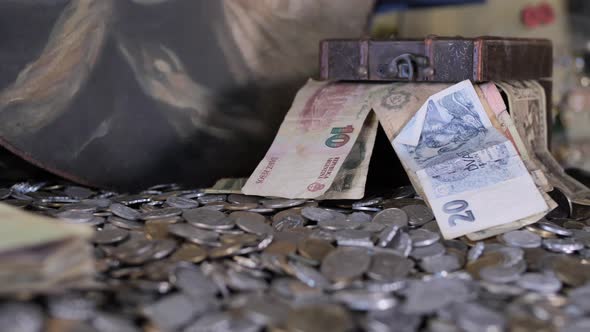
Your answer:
[92,312,140,332]
[352,197,383,208]
[108,216,144,230]
[479,260,526,283]
[166,196,199,209]
[372,208,409,228]
[110,203,140,220]
[333,289,397,311]
[55,209,94,223]
[261,199,306,209]
[402,278,473,314]
[451,302,505,332]
[173,265,218,298]
[389,231,413,257]
[168,223,219,246]
[92,228,129,245]
[184,208,234,230]
[197,194,227,204]
[537,220,573,236]
[140,207,182,220]
[288,260,331,289]
[231,211,272,235]
[301,207,346,223]
[410,242,445,260]
[318,217,363,231]
[348,212,372,223]
[47,293,96,320]
[321,247,371,282]
[227,194,260,205]
[140,293,202,331]
[467,242,485,262]
[0,302,44,332]
[376,225,399,247]
[367,252,414,281]
[419,254,461,274]
[542,238,584,253]
[334,229,374,247]
[409,229,440,247]
[64,185,95,199]
[516,272,562,293]
[501,230,542,248]
[402,204,433,226]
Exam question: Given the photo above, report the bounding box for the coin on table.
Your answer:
[321,247,371,282]
[184,207,234,230]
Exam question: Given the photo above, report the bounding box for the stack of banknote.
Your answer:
[0,202,94,294]
[240,79,590,240]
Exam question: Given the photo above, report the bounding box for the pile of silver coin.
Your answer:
[2,181,590,332]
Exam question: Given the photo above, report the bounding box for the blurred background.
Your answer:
[0,0,589,189]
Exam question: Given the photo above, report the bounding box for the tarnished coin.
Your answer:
[231,211,272,235]
[110,203,140,220]
[479,260,526,283]
[285,304,354,332]
[165,196,199,209]
[170,243,207,263]
[297,238,334,261]
[466,252,505,279]
[372,208,408,228]
[402,204,434,226]
[367,252,414,281]
[501,230,542,248]
[184,208,234,230]
[321,247,371,282]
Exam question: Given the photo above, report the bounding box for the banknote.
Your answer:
[0,202,94,294]
[242,79,377,199]
[496,81,590,206]
[388,80,549,239]
[204,178,248,194]
[465,84,557,241]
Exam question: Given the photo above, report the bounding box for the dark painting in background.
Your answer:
[0,0,374,190]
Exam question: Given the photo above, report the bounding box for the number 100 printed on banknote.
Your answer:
[392,80,549,239]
